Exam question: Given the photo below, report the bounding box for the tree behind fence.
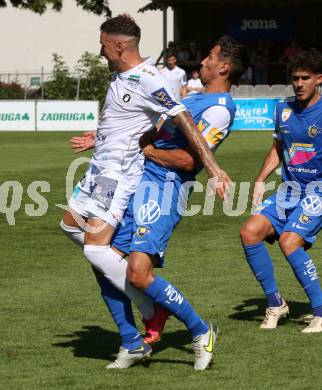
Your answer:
[0,52,112,109]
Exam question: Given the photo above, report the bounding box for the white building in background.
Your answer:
[0,0,173,74]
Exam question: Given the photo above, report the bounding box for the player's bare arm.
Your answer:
[143,144,196,171]
[253,138,283,205]
[172,110,231,200]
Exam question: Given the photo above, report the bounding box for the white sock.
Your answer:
[60,220,84,247]
[83,244,155,319]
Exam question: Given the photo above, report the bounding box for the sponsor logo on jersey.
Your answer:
[205,128,223,146]
[308,125,322,138]
[285,143,316,165]
[287,166,317,174]
[299,214,311,224]
[197,117,210,133]
[137,200,161,225]
[281,108,292,122]
[142,68,155,76]
[151,88,178,109]
[122,93,132,104]
[301,195,322,215]
[0,113,30,121]
[292,223,308,230]
[135,226,149,238]
[128,74,140,82]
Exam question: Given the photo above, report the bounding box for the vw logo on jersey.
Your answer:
[301,195,322,215]
[138,200,161,225]
[281,108,292,122]
[122,93,132,104]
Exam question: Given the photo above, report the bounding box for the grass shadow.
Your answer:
[53,325,119,361]
[53,325,193,366]
[229,298,311,323]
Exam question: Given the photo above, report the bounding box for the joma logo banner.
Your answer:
[241,19,278,31]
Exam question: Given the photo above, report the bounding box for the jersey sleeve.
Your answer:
[181,71,187,87]
[140,72,186,117]
[273,104,282,140]
[196,105,231,150]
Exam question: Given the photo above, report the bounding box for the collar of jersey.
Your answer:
[119,57,154,77]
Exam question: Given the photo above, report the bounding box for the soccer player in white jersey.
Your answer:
[65,36,250,369]
[160,53,187,100]
[61,15,232,363]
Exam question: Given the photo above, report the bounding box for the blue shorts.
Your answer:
[259,193,322,245]
[112,161,195,266]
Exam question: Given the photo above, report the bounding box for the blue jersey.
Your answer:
[113,93,236,262]
[275,96,322,197]
[144,92,236,180]
[154,92,236,150]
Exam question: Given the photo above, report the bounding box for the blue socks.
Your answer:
[243,242,281,306]
[266,292,283,307]
[244,242,322,316]
[93,268,142,350]
[144,276,208,339]
[286,248,322,313]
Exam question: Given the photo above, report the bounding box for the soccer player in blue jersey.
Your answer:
[240,49,322,333]
[84,36,250,369]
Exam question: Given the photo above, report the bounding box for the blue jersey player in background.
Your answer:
[240,49,322,333]
[85,36,250,369]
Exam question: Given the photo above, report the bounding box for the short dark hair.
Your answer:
[166,51,177,59]
[100,14,141,41]
[290,49,322,74]
[216,35,250,84]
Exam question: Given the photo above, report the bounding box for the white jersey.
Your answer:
[187,78,204,95]
[68,57,186,227]
[160,65,187,101]
[92,57,186,176]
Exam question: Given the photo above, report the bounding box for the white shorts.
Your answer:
[68,163,143,228]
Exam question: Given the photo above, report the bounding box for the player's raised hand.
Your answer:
[70,131,96,153]
[252,181,266,206]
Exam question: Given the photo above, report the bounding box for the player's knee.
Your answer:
[279,233,304,256]
[60,219,84,247]
[126,266,143,288]
[126,260,149,290]
[240,220,260,245]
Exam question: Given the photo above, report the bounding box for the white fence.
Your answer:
[231,84,322,97]
[0,100,99,131]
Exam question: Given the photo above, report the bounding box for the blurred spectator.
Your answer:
[279,40,302,81]
[280,39,302,63]
[174,43,189,67]
[160,52,187,100]
[239,66,253,85]
[186,70,204,95]
[156,41,176,66]
[251,39,269,84]
[184,42,203,72]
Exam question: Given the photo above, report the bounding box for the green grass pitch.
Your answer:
[1,131,321,390]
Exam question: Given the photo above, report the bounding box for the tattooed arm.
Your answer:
[172,111,231,200]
